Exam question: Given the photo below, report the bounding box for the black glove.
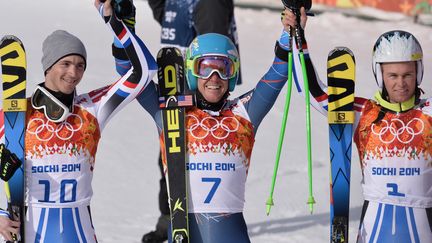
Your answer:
[0,144,22,181]
[112,0,136,20]
[111,0,136,62]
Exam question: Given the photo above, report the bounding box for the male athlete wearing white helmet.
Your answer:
[288,8,432,242]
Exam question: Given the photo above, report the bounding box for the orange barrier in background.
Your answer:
[314,0,431,15]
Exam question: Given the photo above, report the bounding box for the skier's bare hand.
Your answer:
[0,216,20,241]
[281,7,307,31]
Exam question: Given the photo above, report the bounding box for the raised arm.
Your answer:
[92,0,157,130]
[288,8,366,129]
[241,31,289,132]
[241,8,306,132]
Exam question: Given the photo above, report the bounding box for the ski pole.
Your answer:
[293,8,316,214]
[4,182,19,241]
[266,27,294,216]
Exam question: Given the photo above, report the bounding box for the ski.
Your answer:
[327,47,355,243]
[0,35,27,243]
[157,47,193,243]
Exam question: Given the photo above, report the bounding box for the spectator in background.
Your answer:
[411,0,432,23]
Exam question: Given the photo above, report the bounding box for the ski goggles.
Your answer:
[187,55,239,80]
[31,85,71,123]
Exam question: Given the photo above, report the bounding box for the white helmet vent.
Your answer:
[372,30,423,89]
[373,33,422,63]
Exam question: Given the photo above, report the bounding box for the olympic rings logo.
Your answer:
[27,114,83,141]
[371,118,424,144]
[187,114,240,140]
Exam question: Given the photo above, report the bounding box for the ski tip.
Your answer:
[0,35,24,46]
[328,46,355,57]
[156,46,182,59]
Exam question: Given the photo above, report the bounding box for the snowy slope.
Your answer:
[0,0,431,242]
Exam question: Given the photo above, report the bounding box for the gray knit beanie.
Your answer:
[41,30,87,74]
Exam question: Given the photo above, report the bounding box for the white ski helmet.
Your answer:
[372,30,423,89]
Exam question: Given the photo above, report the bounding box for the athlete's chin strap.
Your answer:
[374,91,416,113]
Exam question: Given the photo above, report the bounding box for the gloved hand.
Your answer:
[0,144,22,182]
[112,0,136,22]
[100,0,135,30]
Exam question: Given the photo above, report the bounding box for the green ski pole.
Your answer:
[293,9,316,214]
[266,27,294,216]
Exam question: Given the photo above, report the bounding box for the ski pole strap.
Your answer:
[274,41,289,62]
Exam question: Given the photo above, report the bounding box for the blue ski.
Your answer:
[327,47,355,243]
[1,35,27,243]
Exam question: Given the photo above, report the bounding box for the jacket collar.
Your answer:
[374,91,415,112]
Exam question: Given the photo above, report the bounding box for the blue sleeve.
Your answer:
[242,30,290,132]
[136,81,163,132]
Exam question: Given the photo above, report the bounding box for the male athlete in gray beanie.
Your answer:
[41,30,87,74]
[38,29,87,99]
[0,1,156,241]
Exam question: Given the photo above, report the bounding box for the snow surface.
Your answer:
[0,0,431,242]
